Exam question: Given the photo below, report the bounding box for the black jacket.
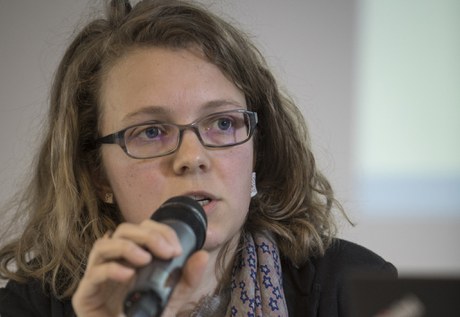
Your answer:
[282,239,397,316]
[0,239,397,316]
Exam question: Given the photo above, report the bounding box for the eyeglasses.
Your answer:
[96,109,258,159]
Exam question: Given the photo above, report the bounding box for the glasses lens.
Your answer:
[119,110,256,159]
[125,123,179,158]
[198,111,251,146]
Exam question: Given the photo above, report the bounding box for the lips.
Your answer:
[184,192,216,210]
[190,195,212,206]
[194,197,211,207]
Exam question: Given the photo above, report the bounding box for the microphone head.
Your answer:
[152,196,207,250]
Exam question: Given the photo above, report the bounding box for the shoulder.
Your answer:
[282,238,397,317]
[0,278,73,317]
[283,238,397,289]
[314,238,397,276]
[303,238,398,293]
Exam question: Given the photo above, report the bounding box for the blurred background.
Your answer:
[1,0,459,275]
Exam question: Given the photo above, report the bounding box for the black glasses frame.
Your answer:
[96,109,258,159]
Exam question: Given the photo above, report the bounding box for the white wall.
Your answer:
[1,0,459,276]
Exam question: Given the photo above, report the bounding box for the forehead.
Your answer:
[98,46,247,132]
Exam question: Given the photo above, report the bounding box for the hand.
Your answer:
[71,220,209,317]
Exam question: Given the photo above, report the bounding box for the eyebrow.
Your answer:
[122,99,245,123]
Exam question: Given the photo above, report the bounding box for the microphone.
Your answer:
[123,196,207,317]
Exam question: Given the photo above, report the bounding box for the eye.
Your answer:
[216,117,233,131]
[143,126,160,139]
[127,124,166,142]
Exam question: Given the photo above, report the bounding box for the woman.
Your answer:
[0,0,396,316]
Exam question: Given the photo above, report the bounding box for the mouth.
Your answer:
[189,195,212,207]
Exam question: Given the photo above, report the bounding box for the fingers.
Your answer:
[113,220,183,258]
[158,250,210,317]
[73,219,187,316]
[87,220,182,269]
[73,261,134,302]
[87,235,151,269]
[182,250,209,288]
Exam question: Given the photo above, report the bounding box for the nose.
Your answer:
[172,129,210,174]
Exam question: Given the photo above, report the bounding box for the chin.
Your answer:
[202,227,240,255]
[202,234,222,252]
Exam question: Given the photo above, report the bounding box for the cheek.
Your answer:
[103,153,165,222]
[227,144,253,181]
[221,147,254,202]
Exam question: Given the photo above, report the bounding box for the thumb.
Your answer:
[160,250,210,316]
[182,250,209,288]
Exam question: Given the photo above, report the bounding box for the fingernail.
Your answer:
[175,244,183,256]
[134,248,152,262]
[119,266,135,277]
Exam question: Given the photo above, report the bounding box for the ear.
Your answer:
[92,167,114,203]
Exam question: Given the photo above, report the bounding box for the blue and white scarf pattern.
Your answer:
[228,233,288,316]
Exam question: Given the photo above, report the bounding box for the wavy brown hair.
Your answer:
[0,0,343,299]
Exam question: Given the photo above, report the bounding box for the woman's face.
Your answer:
[99,47,254,252]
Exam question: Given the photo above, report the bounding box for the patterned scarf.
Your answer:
[227,233,288,316]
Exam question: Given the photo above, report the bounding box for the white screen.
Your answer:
[354,0,460,216]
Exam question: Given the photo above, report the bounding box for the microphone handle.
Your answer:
[124,220,197,317]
